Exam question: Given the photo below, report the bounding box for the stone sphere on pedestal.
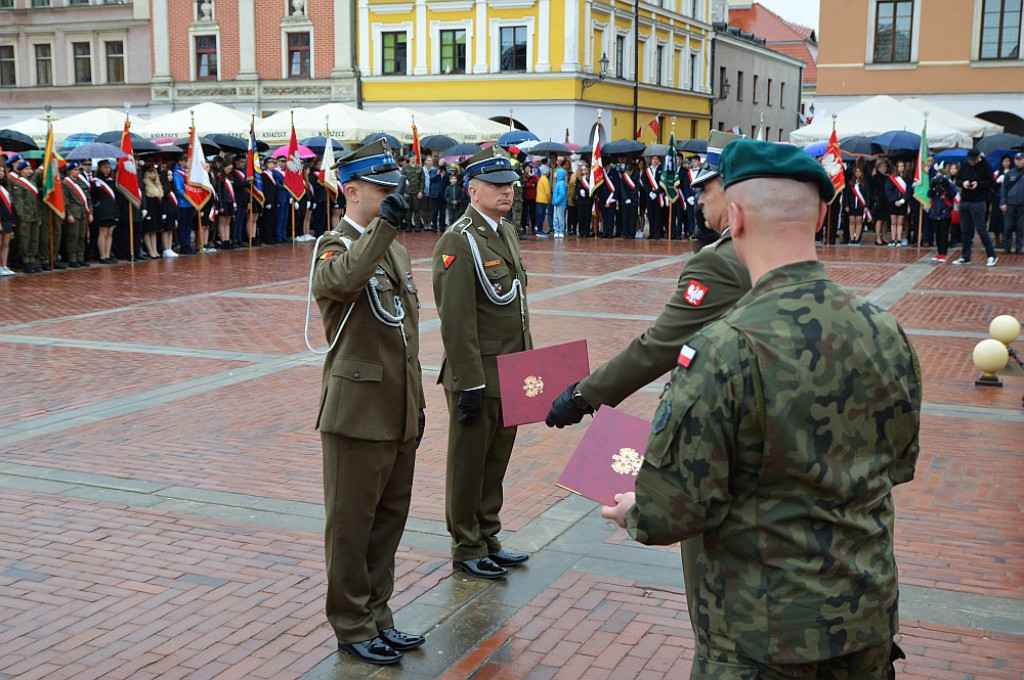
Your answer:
[989,315,1021,345]
[973,338,1009,374]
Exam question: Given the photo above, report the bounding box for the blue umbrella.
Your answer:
[935,149,967,162]
[873,130,921,152]
[497,130,539,146]
[301,136,344,154]
[61,132,98,149]
[361,132,401,150]
[803,140,829,157]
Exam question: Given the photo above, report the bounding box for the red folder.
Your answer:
[555,406,652,506]
[496,339,590,427]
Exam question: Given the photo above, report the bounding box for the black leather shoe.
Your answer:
[453,556,508,580]
[337,638,402,665]
[378,627,425,651]
[489,549,530,567]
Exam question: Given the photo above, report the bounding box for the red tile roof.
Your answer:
[728,3,817,86]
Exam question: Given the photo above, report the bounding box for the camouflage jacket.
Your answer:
[401,163,425,195]
[626,260,922,664]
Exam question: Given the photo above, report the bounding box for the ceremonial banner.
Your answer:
[42,122,65,218]
[556,406,651,506]
[660,130,679,204]
[496,339,590,427]
[913,123,931,209]
[821,127,845,202]
[116,120,141,208]
[245,118,264,206]
[283,122,306,200]
[184,124,214,211]
[318,120,339,201]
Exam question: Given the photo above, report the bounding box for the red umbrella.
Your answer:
[270,144,315,160]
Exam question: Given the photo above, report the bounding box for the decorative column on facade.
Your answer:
[413,0,428,75]
[536,0,551,72]
[151,0,172,84]
[333,0,355,77]
[236,0,257,80]
[561,0,580,72]
[358,0,371,76]
[583,0,592,73]
[473,0,488,74]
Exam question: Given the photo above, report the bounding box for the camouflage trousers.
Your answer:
[693,637,899,680]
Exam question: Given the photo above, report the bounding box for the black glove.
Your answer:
[380,192,409,227]
[416,409,425,447]
[545,381,594,428]
[457,388,484,425]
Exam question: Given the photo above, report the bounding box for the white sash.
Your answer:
[64,177,91,214]
[0,185,12,213]
[12,175,39,196]
[93,177,116,201]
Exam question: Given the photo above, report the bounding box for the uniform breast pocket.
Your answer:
[372,275,394,292]
[332,358,383,383]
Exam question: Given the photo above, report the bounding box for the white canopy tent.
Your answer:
[900,98,1002,139]
[789,95,973,149]
[376,107,451,142]
[135,102,251,138]
[254,104,403,144]
[53,108,144,137]
[4,115,53,145]
[434,109,509,143]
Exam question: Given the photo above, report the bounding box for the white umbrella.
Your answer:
[434,109,509,143]
[789,95,973,150]
[52,108,144,137]
[135,102,251,138]
[900,98,1003,139]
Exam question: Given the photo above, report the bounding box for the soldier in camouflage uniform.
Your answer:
[401,154,426,231]
[603,139,921,679]
[10,161,44,272]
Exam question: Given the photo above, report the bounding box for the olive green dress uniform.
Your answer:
[312,216,425,645]
[432,204,533,561]
[576,233,751,626]
[11,169,43,269]
[62,173,92,264]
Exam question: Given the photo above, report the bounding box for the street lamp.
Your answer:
[582,53,610,90]
[718,78,731,101]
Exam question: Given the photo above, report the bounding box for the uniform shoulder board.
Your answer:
[452,216,473,234]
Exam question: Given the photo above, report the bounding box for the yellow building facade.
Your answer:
[357,0,715,143]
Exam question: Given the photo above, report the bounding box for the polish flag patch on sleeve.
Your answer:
[318,250,336,260]
[684,279,709,307]
[442,254,456,270]
[678,344,697,368]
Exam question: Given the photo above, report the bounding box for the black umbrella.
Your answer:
[975,133,1024,154]
[575,144,593,155]
[644,143,670,157]
[443,142,482,157]
[601,139,646,156]
[872,130,921,152]
[93,130,161,153]
[174,135,222,155]
[529,141,571,154]
[300,136,344,155]
[839,135,883,156]
[0,129,40,152]
[419,134,457,151]
[362,132,402,150]
[677,138,708,153]
[205,133,253,154]
[63,142,127,160]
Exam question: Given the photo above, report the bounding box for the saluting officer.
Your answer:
[311,139,426,667]
[432,146,532,580]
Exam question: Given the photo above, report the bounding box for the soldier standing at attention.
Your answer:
[61,161,92,268]
[10,160,44,273]
[432,146,532,581]
[401,153,426,232]
[602,138,921,679]
[311,139,426,666]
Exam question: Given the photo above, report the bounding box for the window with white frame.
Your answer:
[655,44,664,85]
[440,29,466,74]
[288,32,311,77]
[105,40,124,84]
[0,45,15,87]
[873,0,913,62]
[979,0,1022,60]
[35,43,52,85]
[381,31,407,75]
[689,52,699,91]
[72,41,92,84]
[500,26,527,72]
[195,35,217,79]
[615,34,625,78]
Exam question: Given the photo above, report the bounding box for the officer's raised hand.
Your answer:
[380,192,409,227]
[457,388,484,425]
[545,381,594,428]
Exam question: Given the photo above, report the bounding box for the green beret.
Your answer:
[720,138,838,203]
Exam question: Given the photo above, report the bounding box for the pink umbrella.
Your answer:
[270,144,316,159]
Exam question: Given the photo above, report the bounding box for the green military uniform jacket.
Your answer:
[10,170,43,224]
[62,175,92,223]
[627,260,922,664]
[432,205,532,398]
[579,233,751,408]
[401,163,425,195]
[312,217,425,442]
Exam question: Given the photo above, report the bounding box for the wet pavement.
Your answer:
[1,233,1023,680]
